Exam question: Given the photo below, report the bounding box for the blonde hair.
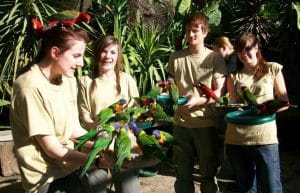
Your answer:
[213,36,234,50]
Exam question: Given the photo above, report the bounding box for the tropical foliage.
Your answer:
[1,0,300,119]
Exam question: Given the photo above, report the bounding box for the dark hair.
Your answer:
[183,12,209,33]
[91,35,123,94]
[18,24,89,77]
[234,32,268,79]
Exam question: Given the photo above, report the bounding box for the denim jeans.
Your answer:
[173,126,219,193]
[226,144,283,193]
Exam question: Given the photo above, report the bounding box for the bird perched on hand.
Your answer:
[193,82,218,100]
[48,10,91,26]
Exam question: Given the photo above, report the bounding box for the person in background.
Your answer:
[225,32,289,193]
[77,35,140,193]
[212,36,239,192]
[167,12,227,193]
[212,36,237,74]
[10,22,113,193]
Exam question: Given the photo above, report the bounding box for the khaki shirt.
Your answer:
[168,48,227,128]
[10,64,79,192]
[77,72,139,129]
[225,62,282,145]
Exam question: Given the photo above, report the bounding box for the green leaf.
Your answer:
[0,99,10,106]
[178,0,191,14]
[292,2,300,31]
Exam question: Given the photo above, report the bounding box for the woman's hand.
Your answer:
[96,151,115,169]
[183,95,209,109]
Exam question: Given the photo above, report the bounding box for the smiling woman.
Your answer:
[9,16,121,193]
[77,35,141,193]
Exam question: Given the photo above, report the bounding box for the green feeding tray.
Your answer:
[136,121,153,129]
[225,109,276,125]
[157,94,187,105]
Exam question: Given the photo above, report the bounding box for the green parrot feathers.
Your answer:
[114,128,131,173]
[75,129,99,150]
[80,131,113,177]
[169,82,179,109]
[48,10,80,21]
[241,86,258,106]
[98,108,114,127]
[147,86,161,98]
[216,92,230,105]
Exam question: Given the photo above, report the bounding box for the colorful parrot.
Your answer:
[193,82,218,100]
[75,129,99,150]
[149,102,173,123]
[215,92,230,106]
[109,99,127,113]
[80,124,114,177]
[31,18,44,40]
[47,10,91,26]
[168,79,179,110]
[114,127,132,174]
[98,108,114,127]
[241,86,258,107]
[151,129,176,145]
[147,85,162,98]
[136,130,165,159]
[157,80,171,93]
[257,98,290,115]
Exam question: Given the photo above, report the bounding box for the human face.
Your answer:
[185,24,207,47]
[55,40,86,77]
[99,44,119,74]
[236,43,258,68]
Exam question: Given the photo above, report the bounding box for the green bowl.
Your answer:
[136,121,153,129]
[157,94,187,105]
[178,96,188,105]
[225,109,276,125]
[157,94,171,105]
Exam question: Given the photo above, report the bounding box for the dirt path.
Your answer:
[1,148,299,193]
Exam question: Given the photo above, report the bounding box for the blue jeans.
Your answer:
[226,144,283,193]
[173,126,219,193]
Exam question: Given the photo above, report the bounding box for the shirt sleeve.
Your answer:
[77,76,94,128]
[269,62,283,79]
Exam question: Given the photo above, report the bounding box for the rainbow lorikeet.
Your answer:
[168,79,179,110]
[151,129,177,145]
[79,124,114,177]
[241,86,258,107]
[48,10,90,26]
[216,92,230,105]
[114,127,132,174]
